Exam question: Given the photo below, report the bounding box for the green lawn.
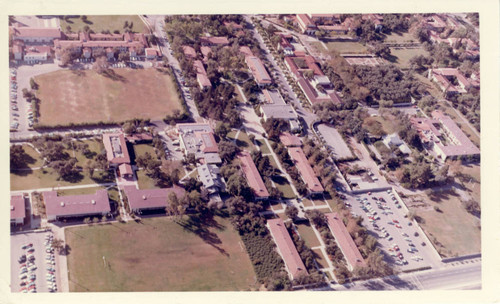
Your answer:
[316,208,333,214]
[65,216,257,291]
[10,168,115,191]
[11,144,44,169]
[133,144,157,161]
[266,155,279,171]
[256,139,271,154]
[389,47,428,68]
[227,130,237,140]
[272,175,296,199]
[296,222,321,248]
[66,139,104,168]
[383,31,417,44]
[58,186,107,196]
[302,198,314,207]
[60,15,147,34]
[236,131,255,151]
[322,41,369,54]
[312,249,330,269]
[373,141,392,155]
[136,169,158,189]
[412,191,481,257]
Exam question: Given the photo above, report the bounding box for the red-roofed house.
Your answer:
[11,27,61,44]
[44,190,111,221]
[193,60,212,90]
[118,163,134,179]
[239,46,254,57]
[279,132,302,147]
[182,45,197,60]
[296,14,317,35]
[428,68,471,96]
[288,147,324,194]
[200,46,211,62]
[145,48,158,60]
[309,14,341,24]
[123,185,185,213]
[325,213,367,271]
[245,56,272,87]
[200,36,229,46]
[237,152,269,200]
[11,195,26,225]
[102,133,131,166]
[267,218,308,280]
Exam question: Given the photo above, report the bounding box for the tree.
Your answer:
[284,205,299,220]
[218,140,239,162]
[373,43,391,59]
[305,210,326,227]
[215,121,230,139]
[83,25,91,33]
[10,145,29,169]
[30,78,38,90]
[49,158,78,180]
[92,217,100,224]
[123,21,129,29]
[83,217,91,225]
[51,238,64,252]
[81,15,88,22]
[92,56,109,74]
[85,159,96,178]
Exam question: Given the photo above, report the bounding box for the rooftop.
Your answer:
[44,190,111,218]
[262,89,286,105]
[197,163,225,192]
[11,195,26,220]
[279,132,302,147]
[260,104,298,121]
[11,26,61,39]
[288,147,324,193]
[245,56,272,85]
[325,213,367,269]
[102,133,131,165]
[237,152,270,198]
[267,218,308,280]
[123,185,185,211]
[200,36,229,46]
[182,45,197,59]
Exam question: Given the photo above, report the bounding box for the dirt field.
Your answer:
[60,15,146,34]
[35,69,182,126]
[65,215,257,291]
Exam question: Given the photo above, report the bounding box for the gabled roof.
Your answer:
[123,185,185,210]
[279,132,302,147]
[200,36,229,45]
[102,133,131,165]
[237,152,269,198]
[182,45,197,59]
[11,195,26,220]
[44,190,111,218]
[325,213,367,269]
[288,147,324,193]
[245,56,272,85]
[267,218,308,279]
[119,163,133,175]
[12,27,61,39]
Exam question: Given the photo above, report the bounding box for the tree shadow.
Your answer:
[235,138,248,148]
[59,244,72,256]
[101,69,127,82]
[271,175,288,186]
[381,275,418,290]
[175,214,229,257]
[385,54,399,63]
[11,167,35,177]
[362,279,386,290]
[90,170,115,183]
[60,171,85,183]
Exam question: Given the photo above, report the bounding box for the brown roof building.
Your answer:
[279,132,302,147]
[11,26,61,44]
[200,36,229,46]
[11,195,26,225]
[237,152,269,200]
[288,147,324,194]
[267,218,308,280]
[245,56,272,87]
[102,133,131,166]
[325,213,367,271]
[428,68,471,96]
[123,185,186,212]
[44,190,111,221]
[182,45,197,59]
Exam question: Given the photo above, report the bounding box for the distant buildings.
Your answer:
[325,213,367,271]
[288,147,324,195]
[428,68,473,96]
[123,185,185,213]
[177,123,222,164]
[193,60,212,90]
[11,26,61,44]
[43,190,111,222]
[410,110,480,161]
[267,218,308,280]
[237,152,269,200]
[11,195,26,226]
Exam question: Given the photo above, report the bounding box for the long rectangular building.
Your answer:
[245,56,272,87]
[267,218,308,280]
[325,213,366,271]
[123,185,185,213]
[11,195,26,225]
[288,147,324,194]
[102,132,131,166]
[237,152,269,200]
[44,190,111,222]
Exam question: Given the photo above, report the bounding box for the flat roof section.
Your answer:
[102,132,131,165]
[44,190,111,218]
[11,195,26,221]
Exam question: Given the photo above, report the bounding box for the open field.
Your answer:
[295,222,321,248]
[410,191,481,257]
[11,144,44,169]
[318,41,369,54]
[10,168,114,191]
[60,15,147,34]
[383,31,417,44]
[363,115,401,136]
[35,69,182,126]
[389,47,428,68]
[136,169,158,189]
[133,144,157,161]
[66,139,104,167]
[65,216,256,291]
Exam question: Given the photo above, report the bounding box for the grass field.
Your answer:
[412,191,481,257]
[66,139,104,168]
[272,175,296,199]
[296,222,321,248]
[236,131,255,151]
[312,249,329,269]
[10,168,114,191]
[11,144,44,169]
[57,186,107,196]
[256,139,271,154]
[320,41,369,54]
[389,47,428,68]
[35,69,182,126]
[302,198,314,207]
[60,15,147,34]
[65,215,256,291]
[133,144,157,161]
[383,31,417,44]
[136,169,158,189]
[266,155,279,170]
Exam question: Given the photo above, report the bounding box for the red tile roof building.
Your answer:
[11,195,26,225]
[123,185,186,213]
[193,60,212,90]
[410,110,480,161]
[296,14,317,35]
[288,147,324,194]
[44,190,111,221]
[182,45,197,59]
[267,218,308,280]
[237,152,269,200]
[325,213,367,271]
[244,56,272,87]
[428,68,471,96]
[279,132,302,147]
[11,26,61,44]
[239,46,254,57]
[200,36,229,46]
[102,133,131,166]
[177,123,222,164]
[200,46,212,62]
[119,163,134,178]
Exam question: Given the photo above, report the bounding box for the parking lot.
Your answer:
[11,230,60,293]
[344,189,441,271]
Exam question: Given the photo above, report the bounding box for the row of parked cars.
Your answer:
[44,233,58,292]
[10,69,19,131]
[18,243,37,293]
